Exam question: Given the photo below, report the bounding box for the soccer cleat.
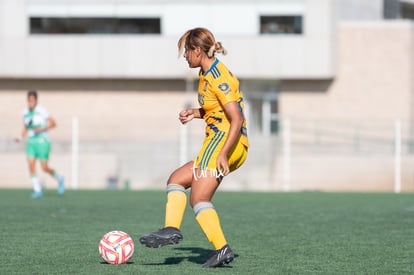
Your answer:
[31,191,43,199]
[139,227,183,248]
[57,176,65,195]
[202,244,234,268]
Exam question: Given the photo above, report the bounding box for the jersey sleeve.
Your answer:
[212,78,239,106]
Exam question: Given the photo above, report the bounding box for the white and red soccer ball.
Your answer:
[99,230,134,264]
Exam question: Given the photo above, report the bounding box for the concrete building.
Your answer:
[1,0,335,80]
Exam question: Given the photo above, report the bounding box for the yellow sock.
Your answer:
[194,202,227,250]
[164,184,187,229]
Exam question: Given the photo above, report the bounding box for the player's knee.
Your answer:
[166,175,175,185]
[167,171,192,188]
[190,198,198,208]
[189,196,210,208]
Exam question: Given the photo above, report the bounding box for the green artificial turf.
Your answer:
[0,189,413,274]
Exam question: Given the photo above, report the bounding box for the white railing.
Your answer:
[0,116,413,192]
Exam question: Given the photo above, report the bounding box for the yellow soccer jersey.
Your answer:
[198,58,249,148]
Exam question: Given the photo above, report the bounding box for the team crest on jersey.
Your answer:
[218,83,230,94]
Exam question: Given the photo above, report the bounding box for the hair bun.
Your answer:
[215,42,227,55]
[207,42,227,57]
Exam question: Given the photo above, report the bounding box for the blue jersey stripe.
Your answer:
[212,67,221,79]
[199,136,218,170]
[201,133,222,170]
[201,131,225,170]
[200,135,219,170]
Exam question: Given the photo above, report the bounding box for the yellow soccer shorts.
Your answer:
[194,131,248,173]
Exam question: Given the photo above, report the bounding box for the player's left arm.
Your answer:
[216,101,244,176]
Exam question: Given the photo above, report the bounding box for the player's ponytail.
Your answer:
[178,27,227,58]
[208,42,227,57]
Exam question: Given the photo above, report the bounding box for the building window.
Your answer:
[384,0,414,20]
[30,17,161,34]
[400,2,414,19]
[384,0,401,19]
[260,15,303,34]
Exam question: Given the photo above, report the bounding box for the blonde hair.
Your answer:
[178,27,227,58]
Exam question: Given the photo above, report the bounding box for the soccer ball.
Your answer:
[99,230,134,264]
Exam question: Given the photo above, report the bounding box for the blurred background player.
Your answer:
[139,27,249,268]
[15,90,65,198]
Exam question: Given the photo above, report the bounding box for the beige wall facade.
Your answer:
[280,21,414,124]
[276,21,414,192]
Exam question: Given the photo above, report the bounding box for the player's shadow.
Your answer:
[141,246,238,267]
[173,247,212,265]
[171,247,238,266]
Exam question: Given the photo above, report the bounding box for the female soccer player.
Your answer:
[139,27,249,268]
[15,90,64,198]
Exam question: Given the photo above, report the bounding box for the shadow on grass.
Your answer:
[100,261,135,265]
[140,246,238,268]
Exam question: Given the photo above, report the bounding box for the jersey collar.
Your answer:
[29,104,38,112]
[202,58,219,77]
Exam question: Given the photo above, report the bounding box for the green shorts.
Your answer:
[26,138,51,161]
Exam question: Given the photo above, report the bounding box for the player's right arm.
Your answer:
[14,123,27,143]
[179,108,205,124]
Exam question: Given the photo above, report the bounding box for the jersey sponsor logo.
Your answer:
[203,82,208,92]
[198,94,205,106]
[241,126,248,137]
[210,116,223,123]
[218,83,230,94]
[207,123,219,133]
[237,99,245,118]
